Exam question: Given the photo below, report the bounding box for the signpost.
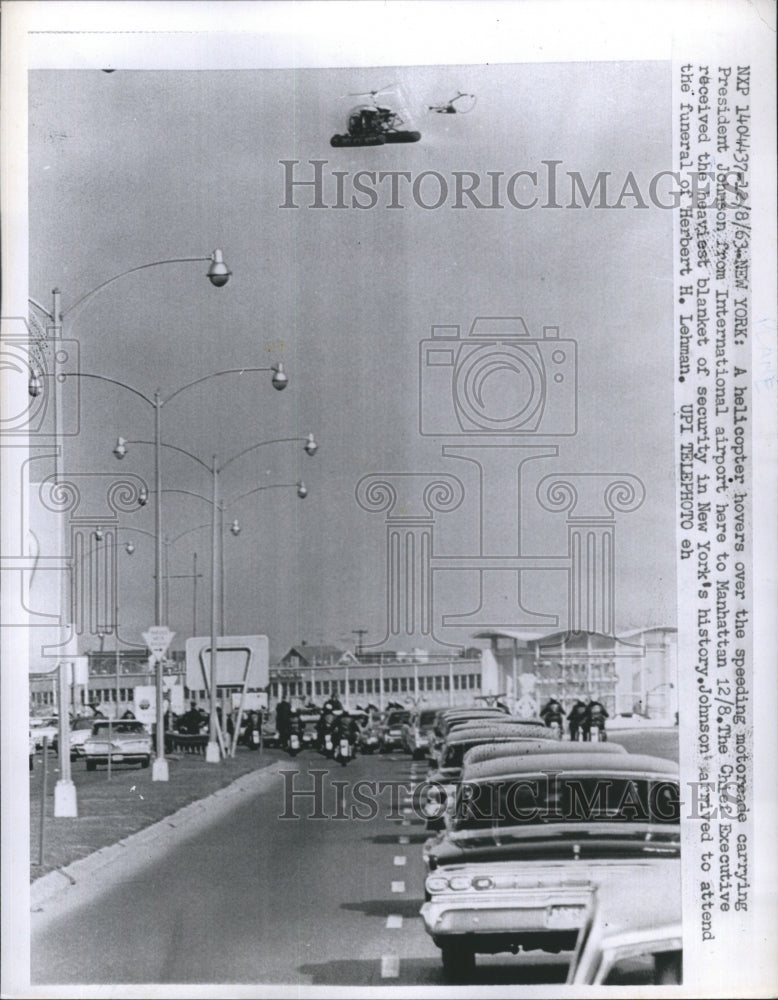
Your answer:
[142,625,175,780]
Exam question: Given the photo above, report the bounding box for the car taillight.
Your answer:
[426,876,449,894]
[472,875,495,890]
[448,875,471,891]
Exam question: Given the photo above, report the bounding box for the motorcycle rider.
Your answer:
[334,711,361,747]
[317,705,337,752]
[243,709,263,750]
[585,697,609,741]
[286,708,302,753]
[567,699,588,741]
[540,697,565,732]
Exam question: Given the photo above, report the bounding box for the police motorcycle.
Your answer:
[332,712,360,767]
[540,699,565,740]
[585,701,609,742]
[317,702,340,758]
[286,711,302,757]
[243,710,263,751]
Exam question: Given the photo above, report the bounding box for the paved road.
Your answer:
[32,729,678,986]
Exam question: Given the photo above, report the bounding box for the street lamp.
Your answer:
[27,251,232,809]
[115,430,316,764]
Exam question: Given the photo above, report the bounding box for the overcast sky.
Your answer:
[28,59,675,661]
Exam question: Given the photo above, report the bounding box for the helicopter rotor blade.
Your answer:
[345,82,397,100]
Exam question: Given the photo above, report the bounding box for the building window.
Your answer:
[391,678,399,693]
[435,676,442,691]
[315,681,321,697]
[365,679,372,694]
[349,680,356,694]
[400,677,407,692]
[409,677,415,692]
[443,675,450,690]
[357,679,364,694]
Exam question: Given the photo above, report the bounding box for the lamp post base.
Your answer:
[54,779,78,817]
[205,740,221,763]
[152,757,169,782]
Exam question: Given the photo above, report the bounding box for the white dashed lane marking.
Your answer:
[391,880,406,893]
[381,954,400,978]
[386,914,403,929]
[393,855,407,866]
[398,835,410,845]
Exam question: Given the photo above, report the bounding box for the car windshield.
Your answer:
[419,710,438,726]
[92,721,145,735]
[453,776,680,830]
[74,718,97,730]
[387,712,410,725]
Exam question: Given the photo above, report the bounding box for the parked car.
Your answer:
[53,716,102,759]
[401,707,442,760]
[421,752,680,982]
[29,716,58,750]
[428,707,510,760]
[567,871,681,984]
[83,719,153,771]
[424,735,630,834]
[422,723,559,831]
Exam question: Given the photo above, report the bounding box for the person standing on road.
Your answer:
[276,696,292,748]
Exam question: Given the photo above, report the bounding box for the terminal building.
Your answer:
[30,627,676,723]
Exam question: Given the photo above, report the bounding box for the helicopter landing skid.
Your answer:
[383,130,421,143]
[330,133,385,147]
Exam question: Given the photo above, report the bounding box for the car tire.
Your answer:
[654,951,682,984]
[86,759,97,771]
[441,941,475,983]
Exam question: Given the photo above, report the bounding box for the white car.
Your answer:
[84,719,153,771]
[421,752,680,982]
[29,716,59,750]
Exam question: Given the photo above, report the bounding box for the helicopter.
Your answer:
[330,85,421,147]
[428,91,477,114]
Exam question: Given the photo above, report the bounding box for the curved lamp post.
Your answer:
[26,251,231,811]
[116,436,315,763]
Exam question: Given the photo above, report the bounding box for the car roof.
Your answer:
[447,717,546,732]
[444,724,551,747]
[462,751,679,783]
[440,706,504,717]
[462,740,628,769]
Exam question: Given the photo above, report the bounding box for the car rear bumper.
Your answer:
[422,888,592,942]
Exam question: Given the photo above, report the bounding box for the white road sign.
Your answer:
[142,626,175,662]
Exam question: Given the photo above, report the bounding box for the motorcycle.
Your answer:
[544,713,564,740]
[288,731,301,757]
[587,717,607,742]
[334,736,352,766]
[246,725,262,751]
[321,731,334,757]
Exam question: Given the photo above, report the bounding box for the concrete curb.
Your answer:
[31,758,288,914]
